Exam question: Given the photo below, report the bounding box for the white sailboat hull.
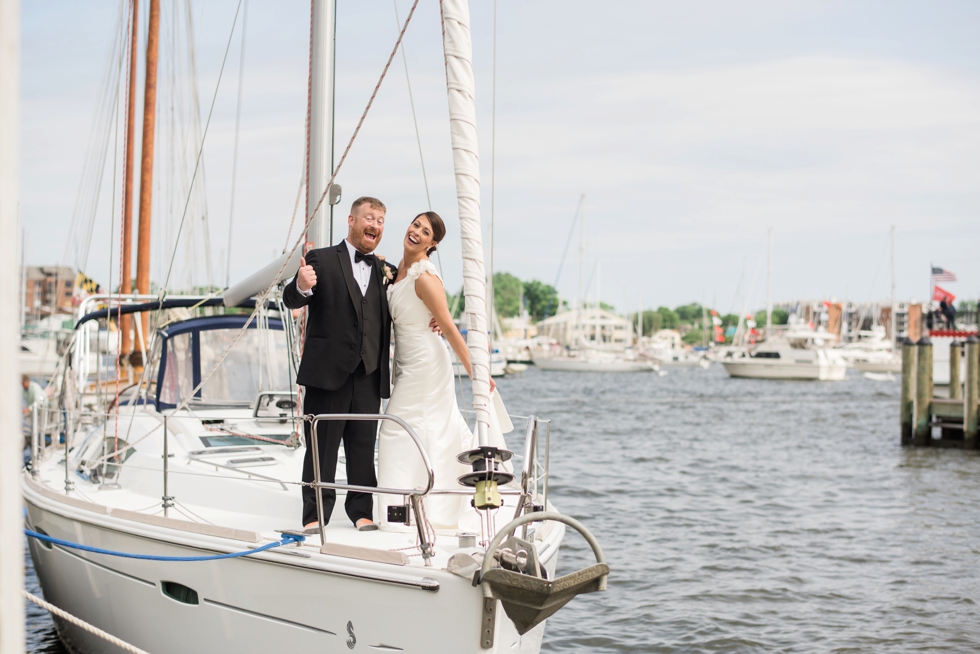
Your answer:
[852,359,902,373]
[533,356,655,373]
[721,359,847,380]
[24,481,556,654]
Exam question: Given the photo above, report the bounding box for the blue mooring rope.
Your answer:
[24,527,304,562]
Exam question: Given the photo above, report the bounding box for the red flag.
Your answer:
[933,285,956,304]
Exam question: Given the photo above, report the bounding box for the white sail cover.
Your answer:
[441,0,490,443]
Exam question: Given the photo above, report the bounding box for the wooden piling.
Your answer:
[949,341,962,400]
[900,337,916,446]
[914,337,933,446]
[965,336,979,449]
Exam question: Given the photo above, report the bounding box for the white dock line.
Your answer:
[23,590,151,654]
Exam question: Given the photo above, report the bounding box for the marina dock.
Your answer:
[901,334,980,448]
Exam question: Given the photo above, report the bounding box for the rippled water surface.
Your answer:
[26,365,980,652]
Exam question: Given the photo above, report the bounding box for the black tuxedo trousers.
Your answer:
[301,364,380,527]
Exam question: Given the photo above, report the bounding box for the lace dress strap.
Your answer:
[407,259,441,282]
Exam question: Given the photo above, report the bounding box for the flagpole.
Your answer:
[929,261,933,332]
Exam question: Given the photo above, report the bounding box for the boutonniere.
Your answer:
[382,265,395,285]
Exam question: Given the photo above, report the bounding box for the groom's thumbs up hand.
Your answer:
[297,256,317,292]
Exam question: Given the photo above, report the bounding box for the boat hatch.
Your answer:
[149,315,290,412]
[225,456,277,468]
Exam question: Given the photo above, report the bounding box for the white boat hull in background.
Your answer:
[721,359,847,381]
[852,358,901,373]
[533,356,656,373]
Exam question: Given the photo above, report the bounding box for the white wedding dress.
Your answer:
[377,260,511,533]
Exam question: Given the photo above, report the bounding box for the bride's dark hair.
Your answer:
[417,211,446,256]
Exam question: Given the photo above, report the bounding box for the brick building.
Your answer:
[25,266,75,315]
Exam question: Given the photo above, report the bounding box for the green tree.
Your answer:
[640,310,663,336]
[674,303,703,323]
[682,328,703,345]
[523,279,560,321]
[492,272,523,318]
[657,306,680,329]
[753,308,789,326]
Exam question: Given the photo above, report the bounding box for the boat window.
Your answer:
[198,327,289,405]
[160,332,194,406]
[751,351,780,359]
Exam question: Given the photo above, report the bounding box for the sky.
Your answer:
[19,0,980,313]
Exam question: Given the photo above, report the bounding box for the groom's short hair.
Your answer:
[351,196,386,215]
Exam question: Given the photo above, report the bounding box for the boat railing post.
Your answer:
[914,337,933,446]
[29,403,38,477]
[950,341,962,400]
[309,416,326,543]
[543,419,551,508]
[965,336,979,449]
[64,409,73,493]
[162,415,173,517]
[900,337,916,445]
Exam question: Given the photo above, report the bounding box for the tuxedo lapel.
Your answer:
[335,242,360,311]
[373,261,390,325]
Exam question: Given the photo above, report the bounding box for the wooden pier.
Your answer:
[901,334,980,448]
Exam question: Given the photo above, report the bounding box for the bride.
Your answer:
[377,211,510,533]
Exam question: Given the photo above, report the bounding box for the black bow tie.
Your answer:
[354,251,376,265]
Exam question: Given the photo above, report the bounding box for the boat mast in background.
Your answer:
[0,0,24,646]
[307,0,336,249]
[133,0,160,368]
[890,225,896,349]
[120,0,138,370]
[766,227,773,330]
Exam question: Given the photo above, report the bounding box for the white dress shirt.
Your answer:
[297,239,373,297]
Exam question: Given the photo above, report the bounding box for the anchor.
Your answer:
[478,512,609,637]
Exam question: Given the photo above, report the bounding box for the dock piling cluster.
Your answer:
[902,335,980,447]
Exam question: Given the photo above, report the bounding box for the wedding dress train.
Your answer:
[377,260,511,533]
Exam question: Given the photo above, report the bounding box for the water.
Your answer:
[25,366,980,652]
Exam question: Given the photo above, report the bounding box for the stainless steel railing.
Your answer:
[28,404,552,567]
[308,413,436,565]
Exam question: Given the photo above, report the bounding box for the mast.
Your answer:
[441,0,491,443]
[890,225,896,349]
[133,0,160,366]
[595,259,601,345]
[766,226,773,329]
[120,0,137,365]
[307,0,336,249]
[0,0,23,643]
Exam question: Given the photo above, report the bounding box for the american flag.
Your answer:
[932,266,957,282]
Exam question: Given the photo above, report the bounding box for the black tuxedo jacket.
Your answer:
[283,242,396,399]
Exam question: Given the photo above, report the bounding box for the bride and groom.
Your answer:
[283,196,507,534]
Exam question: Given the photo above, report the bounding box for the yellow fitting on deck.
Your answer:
[474,479,502,509]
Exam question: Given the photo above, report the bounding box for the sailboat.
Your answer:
[22,3,606,652]
[533,206,655,373]
[720,229,847,381]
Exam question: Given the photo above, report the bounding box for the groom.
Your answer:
[284,196,396,532]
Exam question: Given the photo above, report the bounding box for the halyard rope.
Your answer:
[89,0,421,468]
[24,590,152,654]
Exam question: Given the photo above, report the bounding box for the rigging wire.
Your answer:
[488,0,496,351]
[92,0,423,467]
[62,2,128,277]
[392,0,443,280]
[541,195,583,320]
[225,0,248,287]
[160,0,245,295]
